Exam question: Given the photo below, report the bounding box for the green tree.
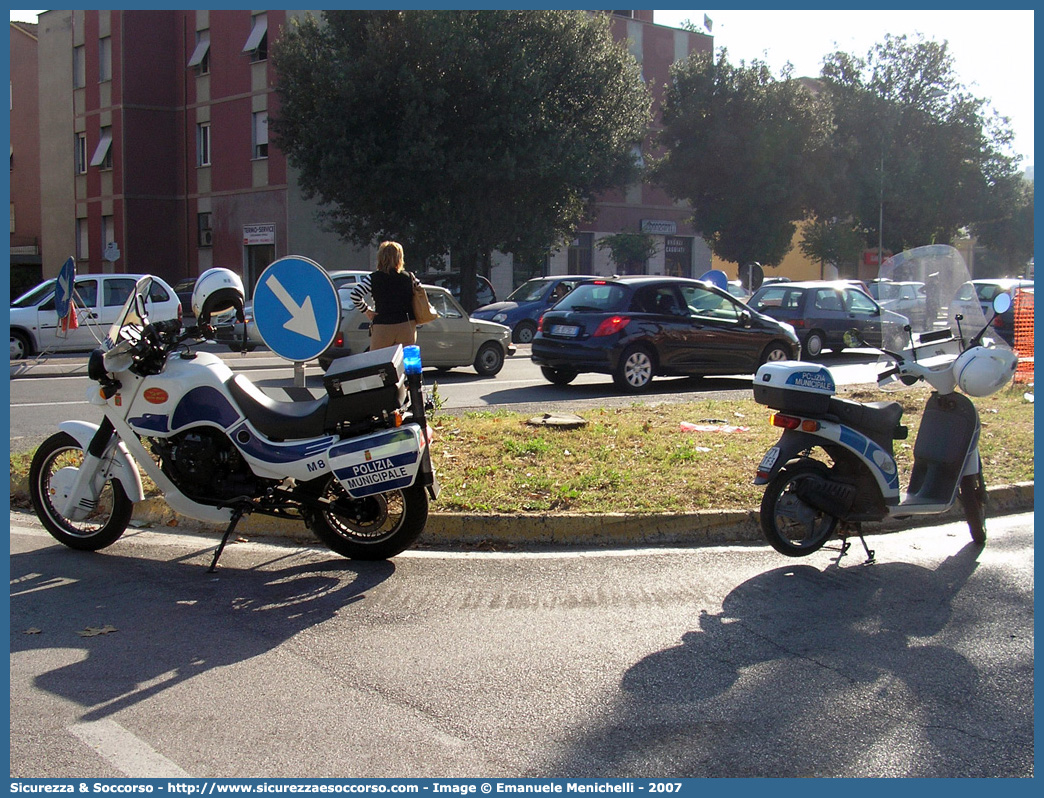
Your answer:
[818,34,1023,256]
[272,10,651,309]
[971,176,1034,275]
[799,218,868,279]
[596,232,658,274]
[652,50,831,267]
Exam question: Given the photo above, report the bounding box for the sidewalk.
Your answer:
[10,478,1032,549]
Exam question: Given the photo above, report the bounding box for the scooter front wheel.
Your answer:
[760,459,840,556]
[28,432,133,551]
[305,478,428,560]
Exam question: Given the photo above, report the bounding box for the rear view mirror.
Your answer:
[993,293,1012,315]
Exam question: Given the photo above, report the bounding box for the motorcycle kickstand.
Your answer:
[839,523,875,565]
[208,503,252,573]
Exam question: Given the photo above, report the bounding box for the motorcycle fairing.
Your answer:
[838,424,901,493]
[328,426,426,498]
[232,421,334,467]
[172,385,242,429]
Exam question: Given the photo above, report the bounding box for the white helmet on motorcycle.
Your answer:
[954,345,1017,397]
[191,268,245,325]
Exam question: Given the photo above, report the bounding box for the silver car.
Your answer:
[318,284,515,375]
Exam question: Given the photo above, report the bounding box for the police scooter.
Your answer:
[751,245,1017,561]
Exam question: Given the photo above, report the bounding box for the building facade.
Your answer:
[10,21,43,298]
[33,10,713,301]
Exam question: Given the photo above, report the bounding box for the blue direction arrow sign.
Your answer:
[252,256,340,362]
[54,256,76,321]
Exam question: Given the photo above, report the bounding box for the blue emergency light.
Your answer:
[403,345,423,375]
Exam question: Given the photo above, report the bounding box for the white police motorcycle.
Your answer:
[29,268,439,570]
[752,245,1018,561]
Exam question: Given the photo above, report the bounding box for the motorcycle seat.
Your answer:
[826,397,904,441]
[226,374,330,441]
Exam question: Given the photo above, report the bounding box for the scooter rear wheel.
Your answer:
[958,470,987,545]
[305,478,428,560]
[29,432,133,551]
[760,459,840,556]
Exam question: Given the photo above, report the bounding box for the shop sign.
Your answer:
[243,223,276,246]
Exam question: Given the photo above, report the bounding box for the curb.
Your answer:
[14,481,1029,549]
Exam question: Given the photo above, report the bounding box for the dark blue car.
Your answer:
[471,275,595,343]
[532,276,800,392]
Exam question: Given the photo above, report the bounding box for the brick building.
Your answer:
[32,10,712,301]
[10,21,43,297]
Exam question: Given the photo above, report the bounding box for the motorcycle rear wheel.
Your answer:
[760,459,840,556]
[305,478,428,560]
[29,432,133,551]
[958,469,987,545]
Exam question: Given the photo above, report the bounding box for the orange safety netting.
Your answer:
[1013,287,1034,384]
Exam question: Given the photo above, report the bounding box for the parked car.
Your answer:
[748,280,909,357]
[726,280,751,302]
[10,273,181,359]
[471,275,595,343]
[318,284,515,375]
[531,276,800,392]
[328,269,370,290]
[173,277,197,317]
[868,279,929,330]
[948,278,1034,345]
[415,272,496,311]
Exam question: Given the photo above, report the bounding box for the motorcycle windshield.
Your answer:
[104,275,154,351]
[876,245,999,348]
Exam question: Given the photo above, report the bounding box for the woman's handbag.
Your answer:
[412,282,439,325]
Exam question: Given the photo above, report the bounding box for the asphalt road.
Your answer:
[10,509,1034,778]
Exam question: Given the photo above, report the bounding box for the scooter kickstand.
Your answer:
[838,525,875,565]
[208,504,251,573]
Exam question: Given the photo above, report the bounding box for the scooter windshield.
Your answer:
[104,275,154,351]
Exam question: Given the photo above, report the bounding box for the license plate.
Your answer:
[551,324,580,337]
[758,447,781,472]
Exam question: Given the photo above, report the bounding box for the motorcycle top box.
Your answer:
[323,346,408,426]
[753,361,836,415]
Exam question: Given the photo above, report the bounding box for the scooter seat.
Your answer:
[226,374,330,441]
[827,397,904,438]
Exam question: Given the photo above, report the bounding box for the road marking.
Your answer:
[69,718,192,777]
[13,400,90,407]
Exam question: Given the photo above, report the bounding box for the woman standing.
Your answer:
[350,241,421,351]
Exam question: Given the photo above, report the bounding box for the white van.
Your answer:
[10,273,181,359]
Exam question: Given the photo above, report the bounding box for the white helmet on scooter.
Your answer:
[954,345,1017,397]
[191,268,245,325]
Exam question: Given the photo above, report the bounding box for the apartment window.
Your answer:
[75,133,88,174]
[197,123,211,167]
[198,212,213,247]
[243,13,268,62]
[252,111,268,159]
[76,218,89,260]
[188,29,210,75]
[102,215,115,249]
[99,36,112,82]
[73,45,85,88]
[90,127,113,169]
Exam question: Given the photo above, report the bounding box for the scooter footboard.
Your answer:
[327,425,427,498]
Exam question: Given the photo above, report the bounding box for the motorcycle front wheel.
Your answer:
[29,432,133,551]
[305,478,428,560]
[760,459,840,556]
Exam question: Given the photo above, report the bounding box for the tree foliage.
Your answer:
[271,10,651,308]
[652,50,832,267]
[596,232,658,274]
[817,34,1024,255]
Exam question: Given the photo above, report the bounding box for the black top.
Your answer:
[370,270,415,325]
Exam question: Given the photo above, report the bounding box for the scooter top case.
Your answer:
[754,361,836,416]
